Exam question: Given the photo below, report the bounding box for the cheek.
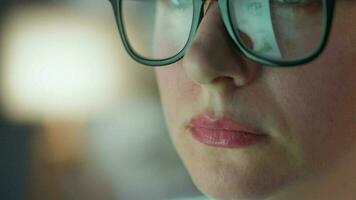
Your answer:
[266,29,356,173]
[271,6,323,58]
[152,6,193,59]
[268,2,356,172]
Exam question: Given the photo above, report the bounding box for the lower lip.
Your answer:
[190,127,267,148]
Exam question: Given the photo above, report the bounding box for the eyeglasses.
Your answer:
[109,0,335,67]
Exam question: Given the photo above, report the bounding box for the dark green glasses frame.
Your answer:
[109,0,335,67]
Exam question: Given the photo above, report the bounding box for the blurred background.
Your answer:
[0,0,201,199]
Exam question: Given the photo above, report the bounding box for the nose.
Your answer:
[182,2,260,89]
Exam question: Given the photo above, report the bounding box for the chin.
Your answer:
[187,164,300,200]
[174,136,302,200]
[193,173,282,200]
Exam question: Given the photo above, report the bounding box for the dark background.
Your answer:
[0,1,32,200]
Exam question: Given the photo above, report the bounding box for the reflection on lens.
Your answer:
[230,0,325,61]
[121,0,194,60]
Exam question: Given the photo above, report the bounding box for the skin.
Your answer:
[153,1,356,200]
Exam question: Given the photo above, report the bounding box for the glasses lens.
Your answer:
[121,0,194,60]
[229,0,326,61]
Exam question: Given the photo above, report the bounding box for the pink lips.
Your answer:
[188,114,268,148]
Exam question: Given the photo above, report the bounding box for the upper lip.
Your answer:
[188,113,267,136]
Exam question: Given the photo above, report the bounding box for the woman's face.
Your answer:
[154,1,356,199]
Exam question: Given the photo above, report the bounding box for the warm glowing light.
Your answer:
[1,5,126,122]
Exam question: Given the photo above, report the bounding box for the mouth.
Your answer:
[187,113,268,148]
